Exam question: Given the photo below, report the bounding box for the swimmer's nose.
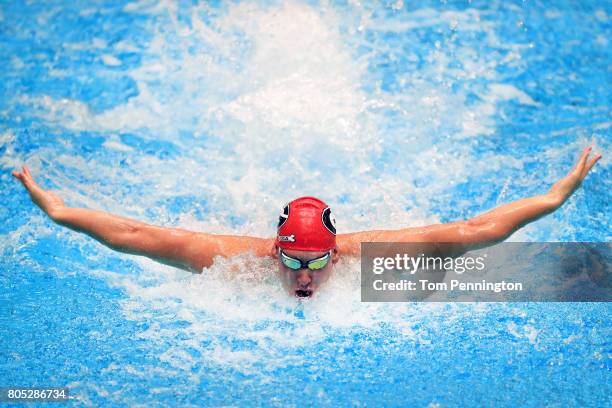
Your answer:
[296,270,312,287]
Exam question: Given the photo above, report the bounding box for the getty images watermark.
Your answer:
[371,251,523,292]
[361,242,611,302]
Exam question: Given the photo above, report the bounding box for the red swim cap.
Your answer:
[276,196,337,251]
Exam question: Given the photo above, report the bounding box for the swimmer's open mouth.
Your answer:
[295,289,313,298]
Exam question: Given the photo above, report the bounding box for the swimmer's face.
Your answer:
[275,247,339,298]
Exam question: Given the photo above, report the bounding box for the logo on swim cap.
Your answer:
[278,234,295,242]
[276,196,337,251]
[278,202,289,228]
[321,207,336,235]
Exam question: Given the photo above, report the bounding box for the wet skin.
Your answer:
[275,247,340,298]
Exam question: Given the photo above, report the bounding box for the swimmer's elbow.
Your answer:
[184,259,206,274]
[48,206,67,223]
[462,219,513,246]
[170,259,204,274]
[104,223,144,253]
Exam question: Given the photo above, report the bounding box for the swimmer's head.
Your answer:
[276,196,337,251]
[274,197,338,298]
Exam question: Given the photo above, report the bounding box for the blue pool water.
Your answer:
[1,0,610,406]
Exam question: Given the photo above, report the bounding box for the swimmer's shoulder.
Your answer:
[335,228,442,258]
[184,232,275,270]
[336,231,373,257]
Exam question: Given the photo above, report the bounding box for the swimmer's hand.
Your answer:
[547,146,601,205]
[12,165,65,219]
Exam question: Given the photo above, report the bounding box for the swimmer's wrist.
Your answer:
[544,191,566,209]
[47,206,67,222]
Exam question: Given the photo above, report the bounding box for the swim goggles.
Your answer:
[279,250,331,271]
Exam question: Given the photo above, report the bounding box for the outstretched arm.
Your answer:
[337,146,601,256]
[12,166,273,272]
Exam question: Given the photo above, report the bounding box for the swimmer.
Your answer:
[12,146,601,298]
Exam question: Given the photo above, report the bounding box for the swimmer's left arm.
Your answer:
[337,146,601,256]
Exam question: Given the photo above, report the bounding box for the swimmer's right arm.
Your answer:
[12,166,273,272]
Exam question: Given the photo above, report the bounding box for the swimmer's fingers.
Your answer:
[23,165,35,181]
[548,146,599,202]
[12,165,38,190]
[581,153,601,180]
[571,146,601,180]
[572,146,592,177]
[11,168,28,187]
